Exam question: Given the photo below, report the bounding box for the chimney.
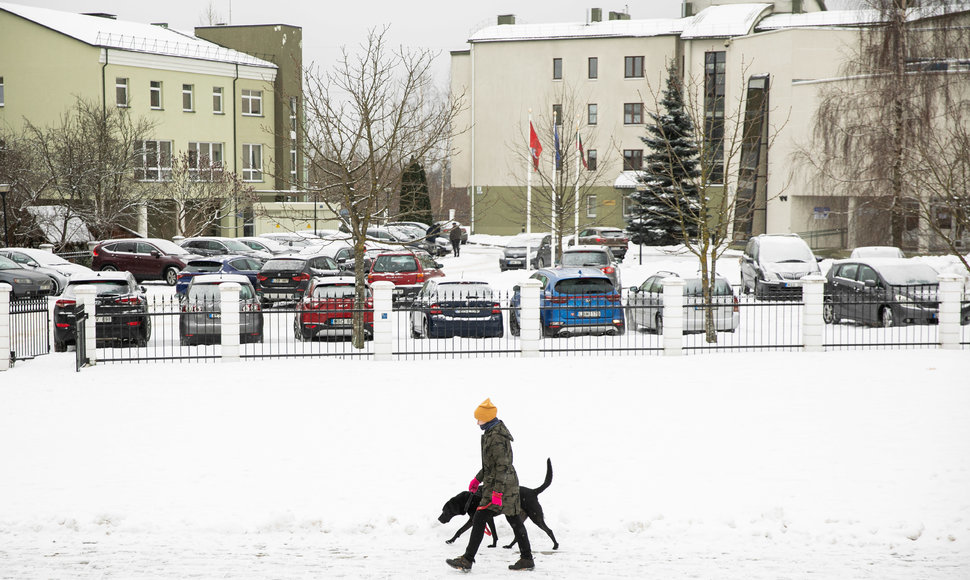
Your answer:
[497,14,516,25]
[590,8,602,22]
[608,11,630,21]
[82,12,116,20]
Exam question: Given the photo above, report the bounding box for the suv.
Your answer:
[559,245,621,289]
[295,277,373,341]
[179,274,263,346]
[92,238,200,286]
[178,236,271,261]
[740,234,820,299]
[499,233,552,271]
[823,258,947,327]
[628,271,739,334]
[510,267,624,338]
[53,271,150,351]
[367,251,444,304]
[568,227,629,259]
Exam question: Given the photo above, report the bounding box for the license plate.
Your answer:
[508,260,522,265]
[208,313,221,319]
[330,319,352,325]
[96,316,111,323]
[456,308,478,314]
[272,278,288,284]
[575,310,600,318]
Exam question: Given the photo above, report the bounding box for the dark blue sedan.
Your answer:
[175,255,263,296]
[410,279,504,339]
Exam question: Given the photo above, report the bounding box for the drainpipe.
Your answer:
[101,48,109,118]
[233,64,239,237]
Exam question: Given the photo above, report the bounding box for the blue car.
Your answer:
[510,268,625,338]
[175,255,263,296]
[410,279,504,338]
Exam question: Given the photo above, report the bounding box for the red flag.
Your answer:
[578,133,588,169]
[529,122,542,170]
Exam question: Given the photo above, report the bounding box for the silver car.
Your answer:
[0,247,93,295]
[179,274,263,346]
[628,272,739,334]
[560,245,621,289]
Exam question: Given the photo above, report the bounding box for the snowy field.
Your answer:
[1,240,969,578]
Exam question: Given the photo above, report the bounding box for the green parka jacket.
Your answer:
[475,420,522,517]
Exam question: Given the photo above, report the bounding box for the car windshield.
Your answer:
[222,239,254,252]
[23,252,71,266]
[188,283,255,301]
[261,259,306,272]
[66,281,131,296]
[554,277,614,295]
[685,279,733,296]
[0,256,21,270]
[597,230,625,238]
[434,284,494,299]
[185,261,223,273]
[879,263,938,285]
[151,239,191,255]
[561,252,609,266]
[506,234,545,248]
[312,285,361,299]
[759,238,816,263]
[372,255,417,273]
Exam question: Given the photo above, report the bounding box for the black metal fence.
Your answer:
[9,298,49,363]
[822,284,942,350]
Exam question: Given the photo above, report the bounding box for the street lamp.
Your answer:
[0,183,11,248]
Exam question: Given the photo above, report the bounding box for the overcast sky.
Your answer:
[12,0,684,82]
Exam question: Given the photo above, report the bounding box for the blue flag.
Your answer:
[554,122,561,167]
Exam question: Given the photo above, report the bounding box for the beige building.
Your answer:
[450,1,970,252]
[0,2,328,239]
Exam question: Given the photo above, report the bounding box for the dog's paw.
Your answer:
[487,544,497,549]
[445,539,455,545]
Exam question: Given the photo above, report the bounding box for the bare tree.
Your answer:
[300,27,464,347]
[199,1,225,26]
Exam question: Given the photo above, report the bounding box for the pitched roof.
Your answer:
[679,3,774,39]
[0,2,276,69]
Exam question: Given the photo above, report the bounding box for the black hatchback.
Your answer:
[255,257,315,304]
[53,272,151,351]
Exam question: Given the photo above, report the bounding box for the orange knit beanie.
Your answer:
[474,398,498,422]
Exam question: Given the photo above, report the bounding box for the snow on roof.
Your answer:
[0,2,276,68]
[469,18,688,43]
[25,205,93,244]
[680,3,774,39]
[759,2,970,31]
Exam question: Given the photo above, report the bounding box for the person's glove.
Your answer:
[469,478,480,493]
[491,491,503,507]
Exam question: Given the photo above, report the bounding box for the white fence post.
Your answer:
[371,281,393,361]
[519,279,542,357]
[662,277,685,356]
[937,273,962,350]
[801,275,826,352]
[220,282,240,363]
[0,284,10,372]
[75,285,97,366]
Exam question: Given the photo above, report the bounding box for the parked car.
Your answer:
[822,258,950,327]
[179,274,263,346]
[175,256,263,296]
[433,220,468,244]
[740,234,821,299]
[628,272,739,334]
[179,236,271,261]
[850,246,906,259]
[510,267,624,337]
[567,227,630,259]
[236,236,294,256]
[254,257,318,304]
[499,233,552,271]
[258,232,322,250]
[294,277,373,341]
[410,279,503,339]
[0,255,59,298]
[388,223,450,256]
[53,271,150,351]
[92,238,199,285]
[559,245,621,289]
[0,248,93,295]
[367,251,445,304]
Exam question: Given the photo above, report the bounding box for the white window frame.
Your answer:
[150,81,163,110]
[188,142,224,181]
[115,78,128,107]
[182,84,194,112]
[242,144,263,182]
[212,87,224,114]
[134,140,173,181]
[241,89,262,116]
[586,195,597,218]
[587,149,597,171]
[587,103,597,125]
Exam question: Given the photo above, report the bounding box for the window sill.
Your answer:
[117,104,130,108]
[183,109,195,113]
[242,113,264,118]
[213,112,225,115]
[150,107,164,111]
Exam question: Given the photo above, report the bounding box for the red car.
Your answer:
[367,251,444,304]
[295,277,373,340]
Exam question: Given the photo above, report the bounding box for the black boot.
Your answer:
[509,557,535,570]
[446,555,473,571]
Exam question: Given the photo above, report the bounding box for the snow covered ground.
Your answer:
[1,240,969,578]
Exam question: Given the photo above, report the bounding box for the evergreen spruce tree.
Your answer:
[398,158,434,225]
[626,66,702,246]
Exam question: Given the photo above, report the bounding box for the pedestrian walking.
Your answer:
[427,222,441,245]
[449,223,462,257]
[446,399,534,572]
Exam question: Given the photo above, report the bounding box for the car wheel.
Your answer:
[48,277,61,295]
[879,306,894,328]
[423,318,432,339]
[163,266,179,286]
[509,313,520,337]
[822,300,840,324]
[180,337,191,347]
[655,313,664,335]
[101,264,118,272]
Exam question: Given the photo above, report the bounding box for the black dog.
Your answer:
[438,458,559,550]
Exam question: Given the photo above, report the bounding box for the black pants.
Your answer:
[452,241,460,257]
[463,508,532,562]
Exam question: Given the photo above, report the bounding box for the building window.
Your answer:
[623,103,643,125]
[213,87,224,114]
[115,78,128,107]
[242,89,262,116]
[586,195,597,218]
[134,140,173,181]
[623,195,634,217]
[150,81,163,109]
[188,142,224,180]
[705,51,726,183]
[289,96,298,188]
[242,144,263,181]
[587,149,597,171]
[182,84,194,112]
[587,103,598,125]
[588,57,598,79]
[0,76,4,107]
[552,104,563,125]
[623,149,643,170]
[553,58,563,80]
[625,56,644,78]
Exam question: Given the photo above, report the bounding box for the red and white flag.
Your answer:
[529,122,543,170]
[578,133,588,170]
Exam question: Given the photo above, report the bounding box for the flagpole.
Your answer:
[574,120,580,246]
[526,110,532,235]
[551,111,557,268]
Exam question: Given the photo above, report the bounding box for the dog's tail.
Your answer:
[533,458,553,495]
